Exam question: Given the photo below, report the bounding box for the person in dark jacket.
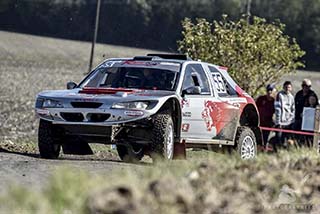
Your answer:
[304,93,318,147]
[306,93,319,108]
[256,84,276,144]
[294,79,318,131]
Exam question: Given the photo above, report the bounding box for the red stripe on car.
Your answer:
[79,87,139,94]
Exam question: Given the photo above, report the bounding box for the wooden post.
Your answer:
[246,0,252,23]
[313,105,320,153]
[88,0,101,73]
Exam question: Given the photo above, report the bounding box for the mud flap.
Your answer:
[62,142,93,155]
[173,142,186,159]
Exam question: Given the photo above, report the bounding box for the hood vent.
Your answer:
[71,102,103,108]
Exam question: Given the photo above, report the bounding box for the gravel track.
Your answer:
[0,151,145,194]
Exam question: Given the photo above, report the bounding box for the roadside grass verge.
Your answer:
[1,148,320,214]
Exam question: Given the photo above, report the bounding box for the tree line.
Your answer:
[0,0,319,69]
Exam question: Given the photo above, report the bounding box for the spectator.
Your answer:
[306,93,318,108]
[294,79,318,130]
[303,93,318,147]
[256,84,276,144]
[275,81,295,148]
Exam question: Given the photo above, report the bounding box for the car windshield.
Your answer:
[79,61,180,91]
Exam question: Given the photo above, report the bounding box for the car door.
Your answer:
[206,65,246,140]
[180,63,217,139]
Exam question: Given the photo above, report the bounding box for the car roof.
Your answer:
[107,57,187,64]
[102,54,226,71]
[106,54,197,64]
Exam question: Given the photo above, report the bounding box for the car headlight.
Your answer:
[42,99,64,108]
[111,101,149,110]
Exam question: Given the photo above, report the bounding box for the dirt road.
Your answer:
[0,151,144,193]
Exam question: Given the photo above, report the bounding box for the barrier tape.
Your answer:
[260,126,315,136]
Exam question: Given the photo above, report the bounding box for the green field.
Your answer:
[1,31,320,214]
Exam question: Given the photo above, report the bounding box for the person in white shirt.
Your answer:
[274,81,295,148]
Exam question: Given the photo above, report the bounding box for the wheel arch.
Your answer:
[239,104,263,146]
[156,98,182,141]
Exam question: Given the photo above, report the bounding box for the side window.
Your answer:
[209,66,237,97]
[182,64,210,94]
[84,68,105,87]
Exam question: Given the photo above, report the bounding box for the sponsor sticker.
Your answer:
[160,62,180,66]
[183,112,192,117]
[124,110,144,116]
[36,109,50,115]
[181,99,190,108]
[181,123,190,132]
[102,61,123,67]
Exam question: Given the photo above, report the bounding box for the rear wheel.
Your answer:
[235,127,257,159]
[38,119,61,159]
[150,114,175,161]
[116,144,144,162]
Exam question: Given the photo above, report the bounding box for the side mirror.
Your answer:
[67,81,77,90]
[182,86,201,97]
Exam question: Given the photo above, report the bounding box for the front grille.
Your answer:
[60,113,84,122]
[71,102,103,108]
[87,113,110,122]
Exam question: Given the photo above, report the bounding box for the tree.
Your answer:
[178,15,305,97]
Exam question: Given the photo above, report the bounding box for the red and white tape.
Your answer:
[260,126,315,136]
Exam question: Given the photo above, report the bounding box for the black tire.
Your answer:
[116,144,144,163]
[38,119,61,159]
[235,127,257,159]
[150,114,175,161]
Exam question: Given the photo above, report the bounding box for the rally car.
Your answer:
[35,54,262,161]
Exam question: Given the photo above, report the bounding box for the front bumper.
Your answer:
[35,107,152,126]
[41,114,153,145]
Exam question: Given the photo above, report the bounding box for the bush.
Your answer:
[178,15,305,96]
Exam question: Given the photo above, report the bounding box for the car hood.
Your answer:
[37,87,177,102]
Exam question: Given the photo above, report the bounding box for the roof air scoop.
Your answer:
[133,56,158,61]
[147,53,191,60]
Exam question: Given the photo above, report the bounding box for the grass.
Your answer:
[1,149,320,214]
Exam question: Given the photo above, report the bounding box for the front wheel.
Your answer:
[38,119,61,159]
[235,127,257,159]
[150,114,175,161]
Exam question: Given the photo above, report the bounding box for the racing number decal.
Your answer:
[212,73,226,93]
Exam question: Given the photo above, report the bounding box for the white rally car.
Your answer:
[35,54,262,161]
